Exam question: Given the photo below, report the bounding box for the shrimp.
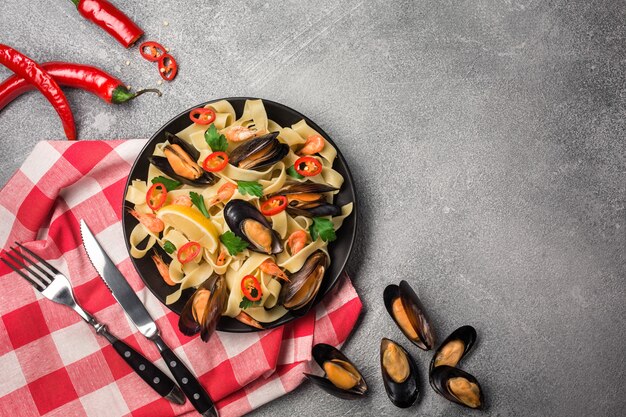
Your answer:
[216,247,228,266]
[172,195,192,207]
[234,311,263,329]
[259,259,289,281]
[152,252,176,286]
[299,134,325,155]
[129,210,164,233]
[224,126,268,142]
[287,230,308,255]
[208,182,237,206]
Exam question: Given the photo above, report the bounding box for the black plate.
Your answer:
[122,97,358,332]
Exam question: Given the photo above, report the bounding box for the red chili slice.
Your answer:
[190,107,216,125]
[177,241,201,264]
[158,53,178,81]
[294,156,322,177]
[139,41,166,62]
[260,196,288,216]
[203,151,228,172]
[146,182,167,210]
[241,275,262,302]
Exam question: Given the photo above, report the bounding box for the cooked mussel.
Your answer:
[380,338,419,408]
[279,251,327,311]
[149,132,216,185]
[178,274,228,342]
[384,280,435,350]
[271,181,342,217]
[429,325,476,374]
[430,365,484,410]
[229,132,289,171]
[304,343,368,400]
[223,199,283,254]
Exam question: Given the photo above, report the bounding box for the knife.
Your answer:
[80,220,218,417]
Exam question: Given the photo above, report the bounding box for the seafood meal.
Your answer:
[125,99,353,341]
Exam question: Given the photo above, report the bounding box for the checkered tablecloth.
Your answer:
[0,140,362,417]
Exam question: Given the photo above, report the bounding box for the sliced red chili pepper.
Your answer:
[146,182,167,210]
[73,0,144,48]
[203,152,228,172]
[190,107,216,125]
[139,41,166,62]
[177,241,201,264]
[294,156,322,177]
[241,275,262,302]
[158,53,178,81]
[260,196,288,216]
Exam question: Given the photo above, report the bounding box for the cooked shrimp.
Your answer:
[172,195,193,207]
[208,182,237,206]
[216,247,228,266]
[259,259,289,281]
[287,230,308,255]
[299,134,325,155]
[129,210,164,233]
[152,252,176,286]
[224,126,267,142]
[235,311,263,329]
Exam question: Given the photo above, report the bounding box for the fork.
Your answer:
[1,243,185,405]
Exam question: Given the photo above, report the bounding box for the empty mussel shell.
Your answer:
[229,132,289,171]
[178,274,228,342]
[430,365,485,410]
[380,338,420,408]
[223,199,283,254]
[429,325,476,374]
[279,250,328,312]
[271,181,342,218]
[384,280,436,350]
[304,343,368,400]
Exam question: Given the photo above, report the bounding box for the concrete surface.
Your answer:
[1,0,625,416]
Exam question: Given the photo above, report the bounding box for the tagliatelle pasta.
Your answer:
[125,99,353,329]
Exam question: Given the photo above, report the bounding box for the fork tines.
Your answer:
[1,243,60,292]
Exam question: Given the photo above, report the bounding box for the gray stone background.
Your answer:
[1,0,625,416]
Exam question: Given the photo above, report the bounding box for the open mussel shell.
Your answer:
[430,365,485,410]
[304,343,368,400]
[149,132,216,186]
[383,281,436,350]
[229,132,289,171]
[178,274,228,342]
[429,325,476,375]
[271,181,342,218]
[380,338,420,408]
[279,251,328,312]
[223,199,283,254]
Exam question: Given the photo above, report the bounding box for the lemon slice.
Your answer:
[156,205,219,253]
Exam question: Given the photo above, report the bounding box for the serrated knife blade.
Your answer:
[79,220,158,339]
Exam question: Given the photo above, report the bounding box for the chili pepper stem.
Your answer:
[111,86,161,104]
[69,0,79,6]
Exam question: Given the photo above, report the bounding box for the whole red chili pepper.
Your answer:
[0,62,161,110]
[70,0,144,48]
[0,44,76,140]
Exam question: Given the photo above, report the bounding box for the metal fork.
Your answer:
[1,243,184,405]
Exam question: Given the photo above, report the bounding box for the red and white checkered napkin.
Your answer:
[0,140,362,417]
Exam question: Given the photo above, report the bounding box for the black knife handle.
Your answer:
[154,336,218,417]
[100,328,185,405]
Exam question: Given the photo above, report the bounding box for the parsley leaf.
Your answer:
[204,123,228,152]
[151,176,181,191]
[162,241,176,254]
[220,231,249,255]
[309,217,337,242]
[239,296,261,309]
[286,165,304,180]
[237,181,263,197]
[189,192,210,218]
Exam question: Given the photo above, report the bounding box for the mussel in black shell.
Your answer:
[178,274,228,342]
[304,343,368,400]
[223,199,283,254]
[229,132,289,171]
[384,280,435,350]
[270,181,342,218]
[380,338,420,408]
[429,325,476,374]
[430,365,484,410]
[279,251,328,311]
[149,132,217,186]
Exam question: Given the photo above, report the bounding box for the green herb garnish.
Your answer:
[286,165,304,180]
[309,217,336,242]
[237,180,263,197]
[204,123,228,152]
[220,231,249,255]
[189,192,210,218]
[239,295,261,310]
[151,176,181,191]
[162,240,176,254]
